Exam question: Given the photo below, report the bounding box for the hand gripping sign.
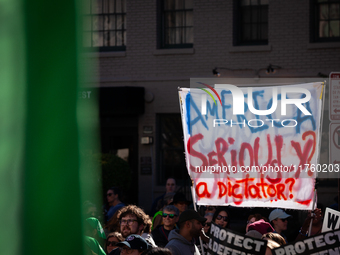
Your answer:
[178,81,325,209]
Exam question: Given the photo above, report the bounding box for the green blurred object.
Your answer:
[0,0,100,254]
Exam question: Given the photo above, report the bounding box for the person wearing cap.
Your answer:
[165,209,206,255]
[268,209,291,243]
[171,192,191,215]
[114,234,150,255]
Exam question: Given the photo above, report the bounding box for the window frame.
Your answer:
[84,0,126,52]
[233,0,269,46]
[310,0,340,43]
[158,0,194,49]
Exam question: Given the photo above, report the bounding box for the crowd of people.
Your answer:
[83,178,335,255]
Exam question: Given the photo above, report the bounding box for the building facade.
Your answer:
[82,0,340,212]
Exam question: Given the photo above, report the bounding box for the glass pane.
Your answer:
[109,31,116,46]
[242,24,251,40]
[176,28,182,43]
[103,0,109,13]
[83,32,91,47]
[165,13,175,27]
[117,15,124,30]
[176,12,184,26]
[186,11,193,26]
[319,21,329,37]
[260,0,268,5]
[92,31,104,46]
[105,15,116,30]
[84,0,91,14]
[252,23,258,40]
[164,0,174,10]
[252,9,258,22]
[92,16,101,30]
[175,0,184,9]
[251,0,259,6]
[330,20,340,36]
[185,27,193,43]
[103,31,110,46]
[83,16,92,31]
[320,4,329,20]
[243,8,251,23]
[185,0,193,9]
[92,0,102,14]
[123,31,126,45]
[109,0,115,13]
[122,0,126,12]
[116,0,122,12]
[261,23,268,40]
[260,7,268,22]
[116,31,123,46]
[330,4,339,19]
[242,0,250,6]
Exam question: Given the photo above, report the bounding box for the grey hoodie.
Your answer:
[165,229,200,255]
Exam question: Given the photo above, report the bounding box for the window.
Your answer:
[83,0,126,51]
[234,0,268,45]
[156,114,188,185]
[311,0,340,42]
[159,0,194,48]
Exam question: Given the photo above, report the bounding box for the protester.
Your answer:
[144,247,172,255]
[262,232,286,246]
[268,209,291,243]
[295,207,323,241]
[212,207,230,229]
[151,205,179,247]
[105,210,121,235]
[84,235,107,255]
[117,205,157,247]
[105,232,124,254]
[152,192,176,230]
[85,217,107,247]
[151,178,177,215]
[106,187,125,222]
[116,234,151,255]
[171,192,191,215]
[265,239,280,255]
[84,200,99,219]
[203,213,213,234]
[246,213,267,233]
[165,209,206,255]
[247,219,274,235]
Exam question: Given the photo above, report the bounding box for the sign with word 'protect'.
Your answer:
[178,81,324,209]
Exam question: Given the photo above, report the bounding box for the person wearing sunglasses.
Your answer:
[212,207,230,229]
[105,232,124,254]
[268,208,291,243]
[105,187,125,222]
[151,205,179,247]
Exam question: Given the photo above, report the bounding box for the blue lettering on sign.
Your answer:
[186,93,208,135]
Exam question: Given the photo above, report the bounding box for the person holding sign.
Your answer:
[212,207,230,229]
[295,207,323,241]
[165,209,206,255]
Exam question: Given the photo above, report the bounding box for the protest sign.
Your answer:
[207,222,267,255]
[178,81,324,209]
[272,229,340,255]
[322,207,340,233]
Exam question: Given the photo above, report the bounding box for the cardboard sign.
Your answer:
[272,230,340,255]
[178,82,324,209]
[322,207,340,233]
[207,222,267,255]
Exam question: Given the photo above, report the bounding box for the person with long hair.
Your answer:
[212,207,230,229]
[105,232,124,254]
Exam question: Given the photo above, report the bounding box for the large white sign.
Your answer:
[322,207,340,233]
[179,82,324,209]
